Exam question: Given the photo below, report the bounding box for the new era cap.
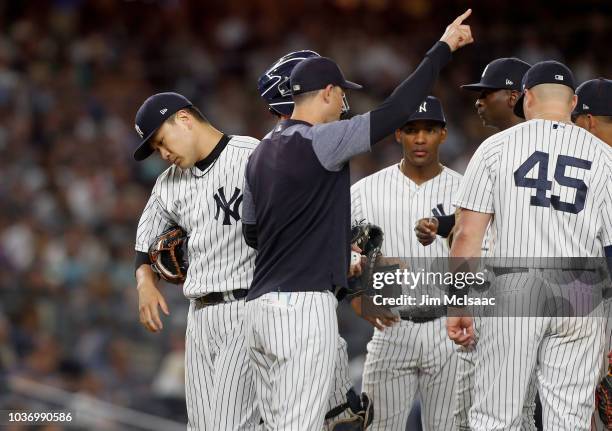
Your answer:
[402,96,446,126]
[513,60,576,119]
[133,92,194,161]
[462,58,531,92]
[572,78,612,118]
[289,56,362,96]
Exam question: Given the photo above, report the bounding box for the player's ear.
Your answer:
[508,90,520,108]
[322,85,334,104]
[524,89,534,112]
[439,127,448,143]
[394,129,403,144]
[570,94,578,113]
[176,109,191,128]
[588,114,597,132]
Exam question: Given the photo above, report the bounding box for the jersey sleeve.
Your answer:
[454,144,496,214]
[311,112,371,172]
[135,186,175,252]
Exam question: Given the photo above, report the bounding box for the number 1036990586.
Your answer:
[4,411,73,424]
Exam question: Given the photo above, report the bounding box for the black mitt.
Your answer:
[148,226,189,284]
[596,352,612,429]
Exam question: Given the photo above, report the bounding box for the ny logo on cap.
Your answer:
[160,108,168,115]
[506,79,513,86]
[583,103,590,110]
[481,64,490,78]
[419,101,427,113]
[554,75,564,81]
[135,124,144,138]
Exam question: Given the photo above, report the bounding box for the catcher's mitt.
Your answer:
[596,352,612,429]
[348,220,385,297]
[148,226,189,284]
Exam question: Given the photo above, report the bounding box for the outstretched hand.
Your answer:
[440,9,474,52]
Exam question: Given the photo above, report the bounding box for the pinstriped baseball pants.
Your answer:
[245,291,339,430]
[185,299,262,431]
[361,317,458,431]
[469,271,606,431]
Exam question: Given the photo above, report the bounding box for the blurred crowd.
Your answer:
[0,0,609,424]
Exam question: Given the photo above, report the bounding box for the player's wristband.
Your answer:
[434,214,456,238]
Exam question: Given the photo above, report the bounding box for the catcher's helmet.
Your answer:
[258,50,320,116]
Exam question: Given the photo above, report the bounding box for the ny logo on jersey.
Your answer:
[214,187,242,225]
[419,102,427,113]
[431,204,446,217]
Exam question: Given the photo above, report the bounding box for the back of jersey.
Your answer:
[456,119,611,259]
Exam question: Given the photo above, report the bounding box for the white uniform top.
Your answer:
[351,163,463,258]
[135,135,259,298]
[455,119,612,259]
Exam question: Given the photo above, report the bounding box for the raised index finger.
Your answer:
[453,8,472,25]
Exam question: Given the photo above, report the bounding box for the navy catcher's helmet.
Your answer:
[258,50,320,116]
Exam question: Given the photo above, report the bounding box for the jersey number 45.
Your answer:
[513,151,592,214]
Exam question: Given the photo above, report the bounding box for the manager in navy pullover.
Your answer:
[242,13,474,301]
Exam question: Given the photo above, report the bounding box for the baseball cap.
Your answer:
[289,57,362,96]
[572,78,612,118]
[462,58,531,92]
[402,96,446,126]
[513,60,576,119]
[133,92,195,161]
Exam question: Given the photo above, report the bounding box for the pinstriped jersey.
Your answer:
[135,135,259,298]
[351,164,463,258]
[455,119,612,258]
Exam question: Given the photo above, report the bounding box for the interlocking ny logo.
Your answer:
[214,187,242,225]
[419,101,427,113]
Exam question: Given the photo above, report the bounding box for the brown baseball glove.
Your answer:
[596,352,612,429]
[148,226,189,284]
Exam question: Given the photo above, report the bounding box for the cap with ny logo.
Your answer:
[401,95,446,126]
[133,92,194,161]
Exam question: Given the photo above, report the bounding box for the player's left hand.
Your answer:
[446,313,474,346]
[350,295,400,330]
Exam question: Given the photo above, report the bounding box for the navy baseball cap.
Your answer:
[289,57,362,96]
[133,92,195,161]
[402,96,446,126]
[462,58,531,92]
[513,60,576,119]
[572,78,612,118]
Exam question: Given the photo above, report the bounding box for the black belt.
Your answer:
[195,289,248,307]
[399,307,446,324]
[489,267,597,277]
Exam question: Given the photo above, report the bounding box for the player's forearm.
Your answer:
[450,226,484,258]
[369,42,452,144]
[136,262,158,288]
